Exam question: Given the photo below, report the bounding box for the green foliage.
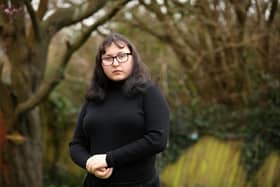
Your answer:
[42,91,83,187]
[241,75,280,180]
[163,74,280,180]
[47,91,78,126]
[44,167,84,187]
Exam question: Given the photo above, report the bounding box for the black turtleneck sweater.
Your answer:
[69,82,169,186]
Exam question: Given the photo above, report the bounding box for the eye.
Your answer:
[117,53,126,60]
[102,56,112,61]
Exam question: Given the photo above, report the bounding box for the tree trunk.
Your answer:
[4,109,42,187]
[0,2,46,187]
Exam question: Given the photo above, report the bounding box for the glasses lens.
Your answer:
[102,57,113,66]
[116,53,128,63]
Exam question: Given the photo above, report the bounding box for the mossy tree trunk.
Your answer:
[0,0,129,186]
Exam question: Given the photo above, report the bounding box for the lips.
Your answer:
[112,70,123,73]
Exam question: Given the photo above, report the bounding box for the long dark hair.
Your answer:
[86,33,151,102]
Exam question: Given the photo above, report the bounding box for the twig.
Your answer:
[23,0,41,41]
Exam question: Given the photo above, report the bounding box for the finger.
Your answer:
[95,171,109,179]
[95,168,108,174]
[89,164,97,174]
[94,168,112,179]
[95,168,110,176]
[86,163,92,173]
[97,167,106,172]
[95,171,107,177]
[91,164,104,172]
[103,168,113,178]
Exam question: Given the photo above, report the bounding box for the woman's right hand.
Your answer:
[94,167,113,179]
[86,155,113,179]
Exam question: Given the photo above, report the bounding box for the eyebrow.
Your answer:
[102,54,113,58]
[103,51,130,57]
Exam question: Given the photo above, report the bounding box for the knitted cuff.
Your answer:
[106,152,114,167]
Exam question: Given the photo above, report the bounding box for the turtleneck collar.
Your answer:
[107,79,125,90]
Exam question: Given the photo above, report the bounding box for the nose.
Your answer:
[112,57,120,66]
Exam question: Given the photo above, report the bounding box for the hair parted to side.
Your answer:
[85,33,151,102]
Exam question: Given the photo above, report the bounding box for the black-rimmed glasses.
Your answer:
[102,52,132,66]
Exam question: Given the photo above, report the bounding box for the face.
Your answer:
[101,42,133,82]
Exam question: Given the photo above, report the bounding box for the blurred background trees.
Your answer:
[0,0,279,187]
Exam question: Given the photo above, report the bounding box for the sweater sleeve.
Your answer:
[69,101,91,169]
[106,85,170,168]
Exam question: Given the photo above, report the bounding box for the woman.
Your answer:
[69,33,169,187]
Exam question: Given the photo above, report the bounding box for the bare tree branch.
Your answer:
[42,0,108,36]
[14,0,129,117]
[68,0,129,54]
[267,0,278,26]
[195,34,263,70]
[229,0,251,26]
[138,0,184,46]
[14,73,62,118]
[254,0,261,24]
[96,28,109,37]
[130,13,168,42]
[139,0,165,21]
[37,0,49,20]
[139,0,195,66]
[23,0,41,41]
[261,1,270,16]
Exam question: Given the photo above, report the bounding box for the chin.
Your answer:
[110,75,128,81]
[111,77,126,81]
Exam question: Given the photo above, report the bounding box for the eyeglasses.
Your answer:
[102,52,132,66]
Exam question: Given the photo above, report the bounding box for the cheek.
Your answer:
[126,62,134,75]
[102,66,111,76]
